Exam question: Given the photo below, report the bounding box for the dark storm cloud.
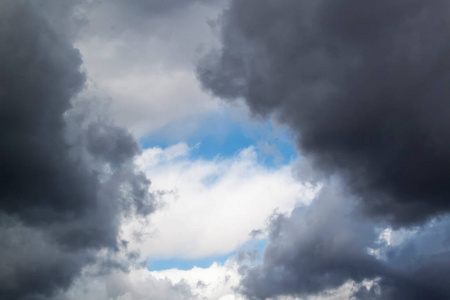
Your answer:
[0,216,96,300]
[0,0,89,221]
[0,1,155,298]
[198,0,450,226]
[355,217,450,300]
[239,181,450,300]
[198,0,450,298]
[240,182,383,299]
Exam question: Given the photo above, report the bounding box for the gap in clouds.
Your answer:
[148,239,267,271]
[1,1,316,299]
[139,105,298,167]
[76,0,305,280]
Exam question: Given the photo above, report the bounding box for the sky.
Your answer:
[1,1,450,299]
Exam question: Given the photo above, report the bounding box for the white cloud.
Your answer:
[55,256,244,300]
[149,259,246,300]
[55,256,374,300]
[54,265,195,300]
[123,143,315,260]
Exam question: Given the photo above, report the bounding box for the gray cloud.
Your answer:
[0,1,155,298]
[0,0,88,222]
[108,0,216,16]
[198,0,450,226]
[239,181,450,300]
[239,181,383,299]
[75,0,225,138]
[0,216,97,300]
[53,268,195,300]
[47,249,195,300]
[355,217,450,300]
[197,0,450,298]
[81,0,221,39]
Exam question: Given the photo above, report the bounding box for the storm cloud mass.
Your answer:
[0,1,155,298]
[238,180,450,299]
[3,0,450,299]
[198,0,450,299]
[240,182,382,298]
[198,0,450,226]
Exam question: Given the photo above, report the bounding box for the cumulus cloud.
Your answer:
[53,255,247,300]
[126,143,315,259]
[149,260,245,300]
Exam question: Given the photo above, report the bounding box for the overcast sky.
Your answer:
[1,1,450,299]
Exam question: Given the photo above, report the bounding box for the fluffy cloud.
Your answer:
[53,255,244,300]
[125,143,316,259]
[149,260,245,300]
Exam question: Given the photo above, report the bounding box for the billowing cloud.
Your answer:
[239,180,382,299]
[197,0,450,298]
[238,179,450,300]
[198,0,450,226]
[0,1,155,298]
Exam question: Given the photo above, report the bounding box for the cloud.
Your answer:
[52,264,196,300]
[238,178,450,300]
[239,180,383,299]
[198,0,450,226]
[0,216,97,300]
[149,260,245,300]
[6,0,450,299]
[359,216,450,299]
[53,255,246,300]
[126,143,316,259]
[0,1,155,298]
[197,1,450,298]
[75,0,226,137]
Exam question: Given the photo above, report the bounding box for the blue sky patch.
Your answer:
[147,252,232,271]
[147,239,268,271]
[139,108,298,167]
